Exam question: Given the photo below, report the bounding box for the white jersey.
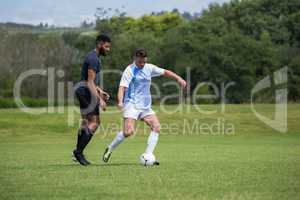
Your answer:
[119,62,165,109]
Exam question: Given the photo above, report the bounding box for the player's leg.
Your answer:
[142,114,160,155]
[73,114,99,165]
[109,118,136,149]
[73,115,91,166]
[102,103,139,162]
[73,87,99,166]
[103,118,136,162]
[81,114,99,153]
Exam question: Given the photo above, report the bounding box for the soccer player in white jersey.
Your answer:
[102,48,187,164]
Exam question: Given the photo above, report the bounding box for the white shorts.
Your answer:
[122,103,155,120]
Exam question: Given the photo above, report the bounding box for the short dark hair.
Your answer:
[135,48,147,57]
[96,34,111,44]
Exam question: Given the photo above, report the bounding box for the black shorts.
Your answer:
[75,86,99,116]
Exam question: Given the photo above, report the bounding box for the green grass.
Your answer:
[0,98,49,108]
[0,104,300,200]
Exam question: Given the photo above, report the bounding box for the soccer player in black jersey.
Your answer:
[72,34,111,166]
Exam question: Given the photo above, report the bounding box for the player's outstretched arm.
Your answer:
[163,70,187,89]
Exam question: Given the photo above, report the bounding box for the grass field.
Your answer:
[0,104,299,200]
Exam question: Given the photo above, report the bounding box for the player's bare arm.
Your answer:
[164,70,187,89]
[87,68,107,111]
[117,86,126,110]
[96,86,110,101]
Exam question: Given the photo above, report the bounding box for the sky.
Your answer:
[0,0,231,27]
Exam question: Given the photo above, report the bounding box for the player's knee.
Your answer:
[124,127,134,137]
[152,123,161,133]
[81,119,88,128]
[152,126,160,133]
[89,122,99,133]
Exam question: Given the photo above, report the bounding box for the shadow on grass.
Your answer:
[49,162,140,168]
[97,163,140,167]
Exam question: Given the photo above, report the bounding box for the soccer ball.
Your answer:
[139,153,156,166]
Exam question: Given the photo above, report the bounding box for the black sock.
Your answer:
[75,129,83,153]
[76,128,93,153]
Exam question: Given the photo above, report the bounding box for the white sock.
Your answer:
[108,131,125,152]
[145,131,159,154]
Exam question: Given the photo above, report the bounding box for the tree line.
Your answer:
[0,0,299,107]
